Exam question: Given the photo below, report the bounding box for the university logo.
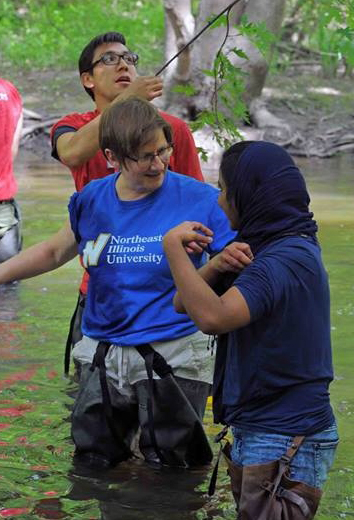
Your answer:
[82,233,110,267]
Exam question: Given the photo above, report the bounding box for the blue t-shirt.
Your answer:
[221,236,334,435]
[69,170,236,346]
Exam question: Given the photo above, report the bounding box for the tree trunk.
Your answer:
[163,0,195,112]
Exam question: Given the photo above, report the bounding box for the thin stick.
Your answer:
[155,0,243,76]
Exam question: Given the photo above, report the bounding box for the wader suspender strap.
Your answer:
[258,434,307,520]
[90,341,133,460]
[208,425,229,496]
[270,435,306,496]
[136,343,174,465]
[209,432,306,504]
[64,293,81,376]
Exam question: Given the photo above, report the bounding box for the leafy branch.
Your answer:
[174,15,275,157]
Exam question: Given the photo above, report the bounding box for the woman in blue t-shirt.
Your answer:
[0,97,254,470]
[163,141,338,518]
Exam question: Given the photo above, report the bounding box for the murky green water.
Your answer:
[0,150,353,519]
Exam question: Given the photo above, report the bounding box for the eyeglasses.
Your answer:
[126,144,174,168]
[85,51,139,72]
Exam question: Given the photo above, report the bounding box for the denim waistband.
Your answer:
[232,421,338,442]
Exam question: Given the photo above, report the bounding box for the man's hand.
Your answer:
[163,221,213,254]
[115,76,163,102]
[210,242,253,273]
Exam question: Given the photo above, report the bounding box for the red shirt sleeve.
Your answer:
[50,110,98,143]
[159,111,204,181]
[50,110,112,192]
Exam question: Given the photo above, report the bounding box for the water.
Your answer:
[0,150,353,519]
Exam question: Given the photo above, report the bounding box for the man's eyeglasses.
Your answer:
[85,51,139,72]
[126,144,174,168]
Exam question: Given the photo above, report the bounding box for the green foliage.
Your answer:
[196,50,247,149]
[237,14,276,57]
[284,0,354,77]
[172,84,198,96]
[0,0,164,72]
[213,49,248,121]
[205,13,229,29]
[178,7,274,152]
[189,14,273,152]
[313,1,354,76]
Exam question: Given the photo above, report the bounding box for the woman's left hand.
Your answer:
[163,221,214,254]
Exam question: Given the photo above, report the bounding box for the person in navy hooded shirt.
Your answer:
[163,141,338,518]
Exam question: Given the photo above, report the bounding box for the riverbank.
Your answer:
[5,65,354,163]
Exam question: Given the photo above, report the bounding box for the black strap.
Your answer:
[208,426,229,496]
[64,293,82,376]
[136,344,174,464]
[140,349,167,464]
[135,343,173,378]
[90,341,133,460]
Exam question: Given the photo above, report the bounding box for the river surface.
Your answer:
[0,150,353,519]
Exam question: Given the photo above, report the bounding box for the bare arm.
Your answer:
[56,76,163,168]
[173,240,253,313]
[0,220,78,284]
[56,117,101,169]
[163,222,251,335]
[11,110,23,159]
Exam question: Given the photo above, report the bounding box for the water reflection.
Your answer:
[66,460,211,520]
[0,282,20,322]
[0,283,22,368]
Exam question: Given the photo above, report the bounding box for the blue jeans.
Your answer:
[231,423,339,489]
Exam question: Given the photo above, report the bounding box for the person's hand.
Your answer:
[116,76,163,102]
[210,242,253,273]
[163,221,214,254]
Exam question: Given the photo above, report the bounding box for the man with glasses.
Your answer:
[50,32,204,360]
[51,31,203,194]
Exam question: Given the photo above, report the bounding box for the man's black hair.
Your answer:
[79,32,127,100]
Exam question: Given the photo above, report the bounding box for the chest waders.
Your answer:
[71,341,139,468]
[221,434,321,519]
[71,340,213,468]
[135,343,213,467]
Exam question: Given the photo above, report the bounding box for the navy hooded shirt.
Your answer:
[222,141,318,253]
[214,142,335,435]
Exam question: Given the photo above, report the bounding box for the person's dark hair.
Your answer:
[79,32,127,100]
[99,96,173,166]
[220,141,256,205]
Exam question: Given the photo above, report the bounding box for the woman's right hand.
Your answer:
[210,242,253,273]
[163,221,213,254]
